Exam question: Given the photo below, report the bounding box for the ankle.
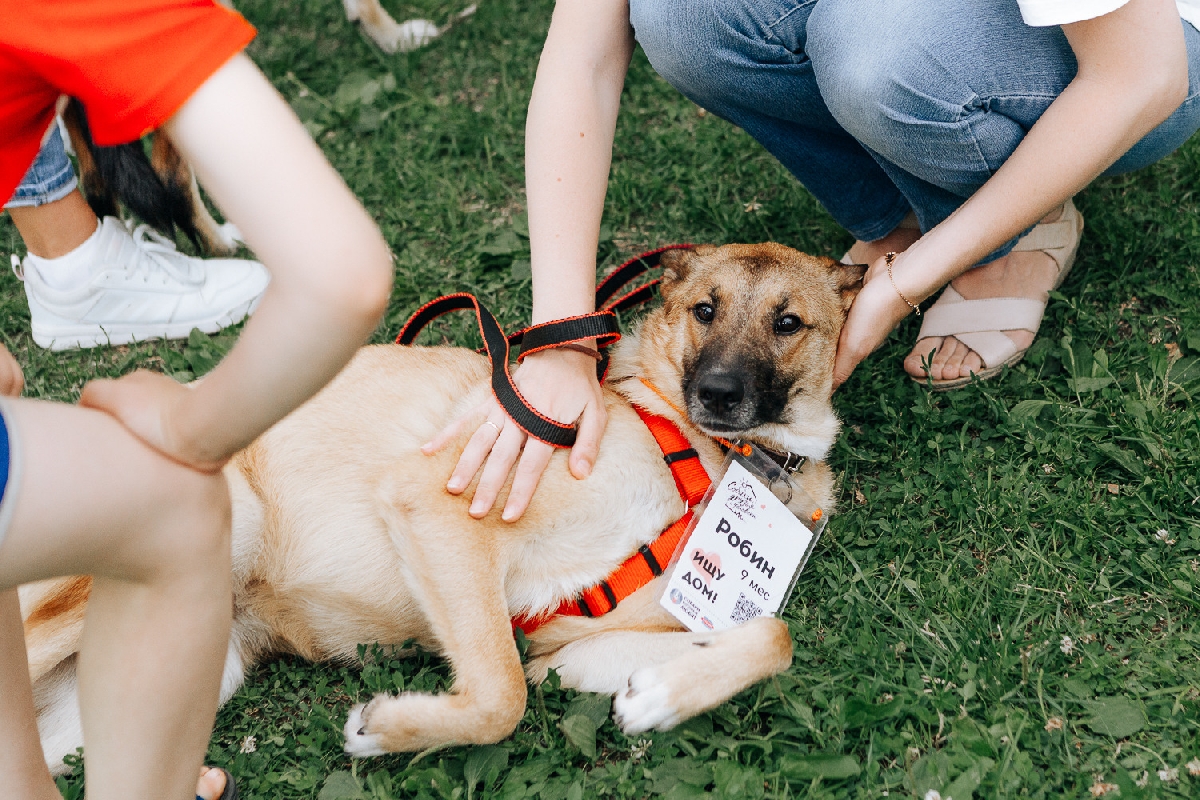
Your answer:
[848,225,921,265]
[25,219,103,290]
[9,190,100,259]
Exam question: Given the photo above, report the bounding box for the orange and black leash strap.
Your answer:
[395,294,619,447]
[595,243,693,313]
[394,244,692,447]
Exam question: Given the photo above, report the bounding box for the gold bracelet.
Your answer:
[885,252,920,316]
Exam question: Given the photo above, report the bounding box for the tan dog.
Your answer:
[21,243,864,768]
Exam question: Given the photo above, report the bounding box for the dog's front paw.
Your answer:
[366,18,441,53]
[343,699,386,757]
[613,667,681,735]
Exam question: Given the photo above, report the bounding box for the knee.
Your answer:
[151,467,232,579]
[629,0,769,105]
[807,0,947,146]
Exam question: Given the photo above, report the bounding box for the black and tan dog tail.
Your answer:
[61,98,201,249]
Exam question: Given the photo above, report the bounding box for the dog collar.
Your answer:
[636,377,808,475]
[718,439,807,474]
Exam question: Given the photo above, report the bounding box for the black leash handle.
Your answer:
[394,244,691,448]
[595,243,693,312]
[396,294,619,448]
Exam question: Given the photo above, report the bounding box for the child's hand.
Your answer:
[0,344,24,397]
[80,371,227,474]
[423,347,606,522]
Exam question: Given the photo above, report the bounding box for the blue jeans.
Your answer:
[5,124,78,209]
[630,0,1200,256]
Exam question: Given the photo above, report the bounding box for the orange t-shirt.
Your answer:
[0,0,256,204]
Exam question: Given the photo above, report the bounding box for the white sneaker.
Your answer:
[14,217,269,351]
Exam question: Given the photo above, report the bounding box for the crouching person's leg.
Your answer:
[629,0,912,242]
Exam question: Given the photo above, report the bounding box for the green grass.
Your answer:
[4,0,1199,797]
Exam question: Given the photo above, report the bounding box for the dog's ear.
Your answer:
[832,260,868,312]
[660,245,713,292]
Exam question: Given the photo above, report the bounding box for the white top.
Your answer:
[1017,0,1200,29]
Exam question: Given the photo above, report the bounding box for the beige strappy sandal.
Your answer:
[911,198,1084,391]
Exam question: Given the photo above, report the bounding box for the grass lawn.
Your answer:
[4,0,1199,797]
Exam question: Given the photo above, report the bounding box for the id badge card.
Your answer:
[659,443,826,632]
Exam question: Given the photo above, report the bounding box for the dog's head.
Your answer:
[631,242,864,460]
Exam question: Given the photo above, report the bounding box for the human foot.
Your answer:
[197,766,237,800]
[903,201,1083,387]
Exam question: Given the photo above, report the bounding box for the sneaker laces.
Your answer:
[123,222,204,286]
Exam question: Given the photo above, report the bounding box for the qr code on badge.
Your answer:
[730,592,763,624]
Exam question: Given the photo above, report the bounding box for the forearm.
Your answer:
[172,266,386,462]
[164,55,392,462]
[525,0,634,324]
[895,0,1188,299]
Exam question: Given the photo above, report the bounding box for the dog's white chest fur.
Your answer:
[500,430,687,617]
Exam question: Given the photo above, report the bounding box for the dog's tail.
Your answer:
[60,98,202,249]
[20,576,92,685]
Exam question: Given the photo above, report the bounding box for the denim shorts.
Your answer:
[4,124,78,209]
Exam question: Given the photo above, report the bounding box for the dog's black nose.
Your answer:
[696,373,746,414]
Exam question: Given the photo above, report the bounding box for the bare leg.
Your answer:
[844,213,922,267]
[7,190,98,259]
[0,589,61,800]
[0,399,232,800]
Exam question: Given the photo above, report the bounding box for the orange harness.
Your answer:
[512,405,712,635]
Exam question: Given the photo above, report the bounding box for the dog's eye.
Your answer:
[775,314,805,335]
[693,303,715,324]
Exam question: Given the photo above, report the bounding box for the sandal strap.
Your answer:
[946,330,1020,369]
[918,288,1047,338]
[917,287,1047,368]
[1012,219,1076,252]
[1011,198,1083,276]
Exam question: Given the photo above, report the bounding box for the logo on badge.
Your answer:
[724,477,757,520]
[700,616,715,630]
[669,588,683,605]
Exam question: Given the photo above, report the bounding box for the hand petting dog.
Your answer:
[424,346,606,522]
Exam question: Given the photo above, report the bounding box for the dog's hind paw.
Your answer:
[215,223,243,250]
[343,702,386,757]
[612,667,681,735]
